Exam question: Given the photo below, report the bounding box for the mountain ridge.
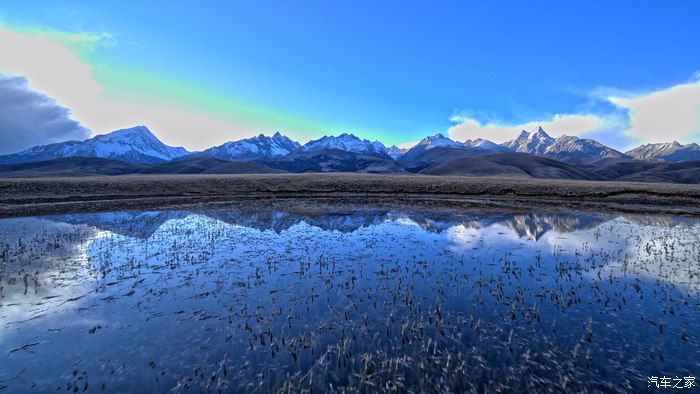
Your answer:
[193,132,300,161]
[299,133,390,158]
[0,126,188,164]
[625,141,700,162]
[1,125,698,171]
[501,127,628,163]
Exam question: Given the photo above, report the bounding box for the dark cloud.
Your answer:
[0,73,90,155]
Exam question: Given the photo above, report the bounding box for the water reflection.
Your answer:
[50,209,615,239]
[0,207,698,392]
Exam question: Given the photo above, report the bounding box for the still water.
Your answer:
[0,207,698,392]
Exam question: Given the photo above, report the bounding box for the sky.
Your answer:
[0,0,699,154]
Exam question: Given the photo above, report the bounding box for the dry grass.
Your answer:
[1,173,699,217]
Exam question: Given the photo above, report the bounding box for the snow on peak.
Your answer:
[0,125,189,164]
[463,138,512,152]
[300,134,388,155]
[103,125,155,139]
[386,145,408,159]
[501,129,626,160]
[201,132,301,160]
[396,133,467,161]
[531,126,551,138]
[544,135,624,159]
[626,141,700,162]
[84,126,188,161]
[501,126,554,154]
[416,133,463,150]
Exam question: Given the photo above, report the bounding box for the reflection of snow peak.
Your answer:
[1,208,697,332]
[67,212,689,289]
[445,225,481,244]
[0,208,698,392]
[48,210,609,239]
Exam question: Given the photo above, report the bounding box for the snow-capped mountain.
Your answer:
[502,127,555,155]
[415,133,464,150]
[299,133,389,156]
[396,135,510,162]
[197,132,300,161]
[500,127,625,162]
[398,133,466,161]
[626,141,700,162]
[463,138,513,153]
[0,126,188,164]
[387,145,408,159]
[543,135,627,161]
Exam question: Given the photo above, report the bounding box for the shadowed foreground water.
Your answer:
[0,207,698,392]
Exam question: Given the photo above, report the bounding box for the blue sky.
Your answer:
[0,0,698,152]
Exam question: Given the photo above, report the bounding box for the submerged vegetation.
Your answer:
[0,208,698,392]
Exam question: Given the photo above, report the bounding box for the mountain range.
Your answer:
[625,141,700,162]
[399,133,470,162]
[0,125,698,183]
[502,127,628,162]
[299,133,389,157]
[193,131,300,161]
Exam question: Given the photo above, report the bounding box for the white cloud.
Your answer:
[0,73,90,154]
[0,28,101,116]
[447,113,619,144]
[607,79,700,144]
[448,77,700,147]
[0,27,252,151]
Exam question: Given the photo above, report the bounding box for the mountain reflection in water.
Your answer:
[46,209,614,240]
[0,207,698,392]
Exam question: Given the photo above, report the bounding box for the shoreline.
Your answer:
[1,173,699,217]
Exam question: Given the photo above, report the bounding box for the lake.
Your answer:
[0,206,698,392]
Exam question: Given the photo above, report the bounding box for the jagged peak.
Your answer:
[299,133,386,155]
[418,133,452,144]
[336,132,359,139]
[530,126,552,138]
[201,131,300,160]
[228,132,295,142]
[625,139,700,162]
[311,133,362,141]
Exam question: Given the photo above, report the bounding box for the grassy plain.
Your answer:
[1,173,699,217]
